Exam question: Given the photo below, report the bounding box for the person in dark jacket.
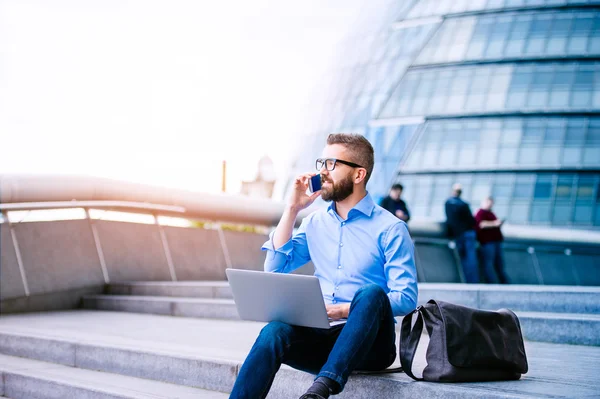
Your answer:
[445,183,479,283]
[475,196,509,284]
[379,184,410,222]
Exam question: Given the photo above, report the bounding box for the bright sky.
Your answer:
[0,0,368,194]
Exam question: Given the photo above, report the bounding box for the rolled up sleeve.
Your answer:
[261,217,311,273]
[383,222,418,317]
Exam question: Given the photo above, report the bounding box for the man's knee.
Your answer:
[354,284,387,302]
[257,321,294,347]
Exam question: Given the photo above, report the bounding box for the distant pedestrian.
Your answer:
[475,196,509,284]
[379,183,410,223]
[445,183,479,283]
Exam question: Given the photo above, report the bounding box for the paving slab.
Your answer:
[0,311,599,398]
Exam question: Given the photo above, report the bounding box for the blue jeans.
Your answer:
[229,284,397,399]
[456,230,479,283]
[480,241,509,284]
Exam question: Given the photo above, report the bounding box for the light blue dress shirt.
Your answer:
[261,193,418,317]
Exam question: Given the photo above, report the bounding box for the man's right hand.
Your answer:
[288,173,321,214]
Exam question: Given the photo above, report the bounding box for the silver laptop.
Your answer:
[226,268,345,329]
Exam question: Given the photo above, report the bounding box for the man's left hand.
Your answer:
[326,303,350,320]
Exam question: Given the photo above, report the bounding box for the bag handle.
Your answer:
[400,307,425,381]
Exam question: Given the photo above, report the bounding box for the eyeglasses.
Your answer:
[316,158,364,171]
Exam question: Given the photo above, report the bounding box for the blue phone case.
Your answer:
[309,174,322,193]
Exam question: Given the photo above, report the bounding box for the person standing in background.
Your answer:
[475,196,509,284]
[444,183,479,283]
[379,184,410,223]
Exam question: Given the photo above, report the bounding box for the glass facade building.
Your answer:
[287,0,600,230]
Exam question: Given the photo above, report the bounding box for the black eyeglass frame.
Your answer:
[315,158,364,171]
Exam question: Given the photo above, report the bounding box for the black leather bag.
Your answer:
[400,300,528,382]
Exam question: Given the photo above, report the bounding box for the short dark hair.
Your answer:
[326,133,374,185]
[391,183,404,191]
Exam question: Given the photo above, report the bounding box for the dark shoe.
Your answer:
[299,394,326,399]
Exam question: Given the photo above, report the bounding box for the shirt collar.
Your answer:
[327,192,375,219]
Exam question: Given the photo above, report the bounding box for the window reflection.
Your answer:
[394,171,600,226]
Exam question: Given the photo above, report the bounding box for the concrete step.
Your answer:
[418,284,600,314]
[82,295,240,320]
[82,294,600,345]
[0,311,599,398]
[0,353,228,399]
[105,282,600,314]
[106,281,232,299]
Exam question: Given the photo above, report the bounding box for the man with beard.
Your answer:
[229,133,418,399]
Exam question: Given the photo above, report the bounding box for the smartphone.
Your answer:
[308,174,322,193]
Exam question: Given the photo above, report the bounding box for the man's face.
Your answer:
[390,189,401,200]
[319,144,357,202]
[484,198,494,210]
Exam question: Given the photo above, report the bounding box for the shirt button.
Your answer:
[335,286,339,290]
[337,265,342,269]
[340,243,343,247]
[332,299,337,304]
[341,222,345,226]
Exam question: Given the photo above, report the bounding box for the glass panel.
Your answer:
[486,66,513,110]
[447,70,471,113]
[478,147,498,165]
[506,67,532,109]
[544,119,565,144]
[571,68,594,108]
[440,144,459,166]
[586,118,600,144]
[555,175,574,199]
[423,143,440,167]
[534,175,554,199]
[502,119,523,144]
[565,118,586,145]
[567,15,593,53]
[486,16,512,58]
[528,68,553,108]
[505,14,532,57]
[472,177,493,203]
[525,15,552,55]
[589,15,600,54]
[465,68,491,112]
[510,202,530,223]
[522,119,545,143]
[466,18,493,59]
[552,203,572,225]
[549,69,574,108]
[562,147,582,165]
[582,147,600,166]
[514,175,535,199]
[547,14,572,54]
[518,144,540,164]
[458,144,478,166]
[574,204,593,224]
[531,201,552,223]
[540,147,561,165]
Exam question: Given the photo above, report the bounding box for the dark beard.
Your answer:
[321,173,354,202]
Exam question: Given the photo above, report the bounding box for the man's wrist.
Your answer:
[285,204,301,216]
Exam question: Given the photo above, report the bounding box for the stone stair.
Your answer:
[1,310,599,398]
[82,282,600,346]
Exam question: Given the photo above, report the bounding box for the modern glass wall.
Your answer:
[403,117,600,171]
[287,1,600,229]
[288,0,438,191]
[379,62,600,118]
[414,10,600,65]
[403,0,600,20]
[396,172,600,227]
